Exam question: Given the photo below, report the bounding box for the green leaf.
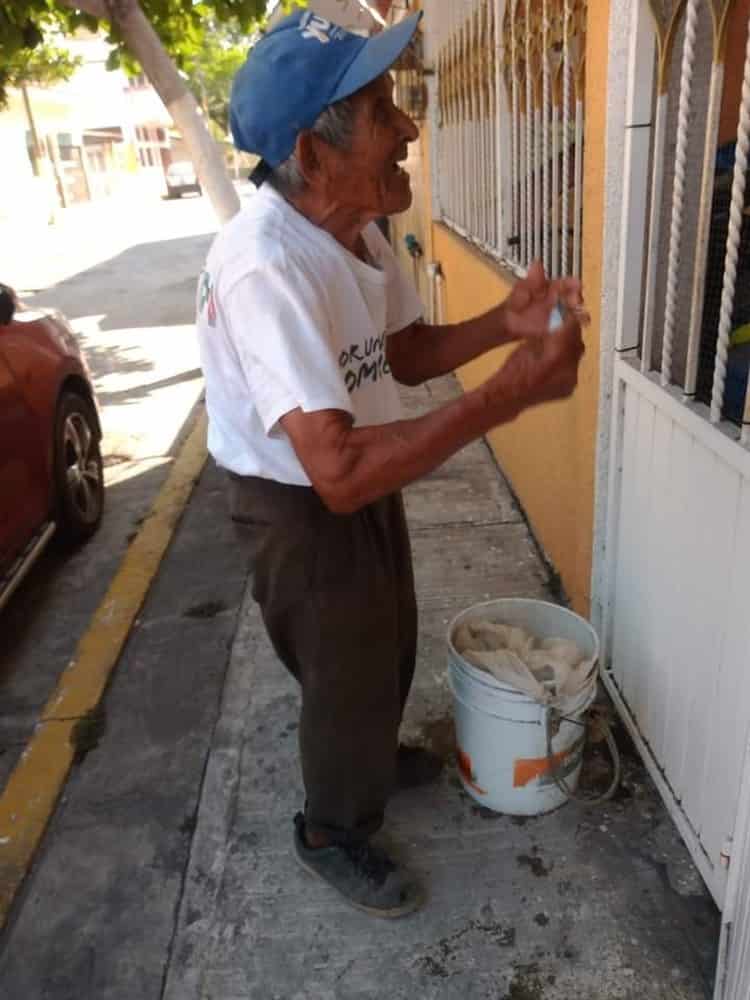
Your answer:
[0,0,269,109]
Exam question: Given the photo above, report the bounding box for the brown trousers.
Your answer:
[227,474,418,845]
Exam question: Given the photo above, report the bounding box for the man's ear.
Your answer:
[294,131,328,190]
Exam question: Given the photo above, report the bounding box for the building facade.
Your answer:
[0,32,175,227]
[389,2,750,996]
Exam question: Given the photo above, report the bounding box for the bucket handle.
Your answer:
[544,706,622,806]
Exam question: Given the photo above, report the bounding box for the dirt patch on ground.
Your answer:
[415,914,516,981]
[183,599,228,619]
[517,851,551,877]
[503,962,547,999]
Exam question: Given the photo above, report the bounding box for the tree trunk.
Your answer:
[116,4,239,223]
[20,84,45,177]
[60,0,241,222]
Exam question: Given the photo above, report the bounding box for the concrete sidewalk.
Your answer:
[0,376,718,999]
[162,377,718,1000]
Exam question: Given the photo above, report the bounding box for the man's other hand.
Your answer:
[501,260,589,342]
[486,305,586,417]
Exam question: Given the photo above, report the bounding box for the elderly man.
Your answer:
[196,9,585,918]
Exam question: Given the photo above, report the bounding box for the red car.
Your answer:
[0,284,104,611]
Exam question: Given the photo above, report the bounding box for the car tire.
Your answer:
[54,392,104,545]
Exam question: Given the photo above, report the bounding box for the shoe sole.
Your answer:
[294,851,424,919]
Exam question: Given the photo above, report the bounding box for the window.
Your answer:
[615,0,750,440]
[428,0,587,278]
[134,125,168,170]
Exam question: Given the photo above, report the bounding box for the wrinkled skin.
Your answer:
[290,73,418,255]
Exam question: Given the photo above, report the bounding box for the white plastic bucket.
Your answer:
[447,598,600,816]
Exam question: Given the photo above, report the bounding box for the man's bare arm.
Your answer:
[386,261,585,387]
[282,313,584,514]
[385,310,507,387]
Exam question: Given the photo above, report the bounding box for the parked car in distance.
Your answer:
[165,161,202,199]
[0,284,104,612]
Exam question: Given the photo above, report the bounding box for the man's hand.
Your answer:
[280,265,585,515]
[500,260,589,342]
[485,306,585,418]
[280,309,584,514]
[385,260,588,386]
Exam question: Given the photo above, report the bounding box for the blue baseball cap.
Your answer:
[230,9,422,168]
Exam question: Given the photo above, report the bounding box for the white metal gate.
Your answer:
[596,1,750,996]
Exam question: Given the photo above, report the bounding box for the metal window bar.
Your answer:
[625,0,750,445]
[660,0,699,387]
[486,2,495,246]
[501,3,516,260]
[467,9,478,238]
[640,0,687,374]
[488,0,500,250]
[572,1,587,280]
[561,0,572,276]
[477,2,488,246]
[474,9,484,240]
[551,12,564,277]
[525,6,534,265]
[532,35,543,263]
[683,0,734,399]
[481,0,490,247]
[543,0,552,275]
[457,11,467,227]
[490,0,508,249]
[460,14,471,230]
[433,0,585,277]
[449,12,459,227]
[519,16,529,265]
[715,11,750,438]
[509,1,522,263]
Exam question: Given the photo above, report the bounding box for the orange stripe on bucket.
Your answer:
[513,737,585,788]
[457,747,486,795]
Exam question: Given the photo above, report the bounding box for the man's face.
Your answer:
[320,74,419,218]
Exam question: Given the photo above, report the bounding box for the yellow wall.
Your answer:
[389,106,434,309]
[395,1,609,616]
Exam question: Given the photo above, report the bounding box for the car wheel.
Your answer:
[54,392,104,544]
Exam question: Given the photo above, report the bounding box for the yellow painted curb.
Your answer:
[0,408,208,929]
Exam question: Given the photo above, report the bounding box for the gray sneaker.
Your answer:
[293,813,423,918]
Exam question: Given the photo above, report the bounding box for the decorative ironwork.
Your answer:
[433,0,586,277]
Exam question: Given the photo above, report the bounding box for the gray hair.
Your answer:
[267,98,356,197]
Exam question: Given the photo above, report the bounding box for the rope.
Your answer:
[545,706,622,806]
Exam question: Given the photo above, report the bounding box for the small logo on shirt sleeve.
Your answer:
[198,270,217,328]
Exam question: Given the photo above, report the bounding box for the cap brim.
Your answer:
[329,12,422,104]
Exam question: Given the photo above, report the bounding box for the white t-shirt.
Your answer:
[196,185,424,485]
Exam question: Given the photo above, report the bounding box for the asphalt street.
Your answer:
[0,188,239,790]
